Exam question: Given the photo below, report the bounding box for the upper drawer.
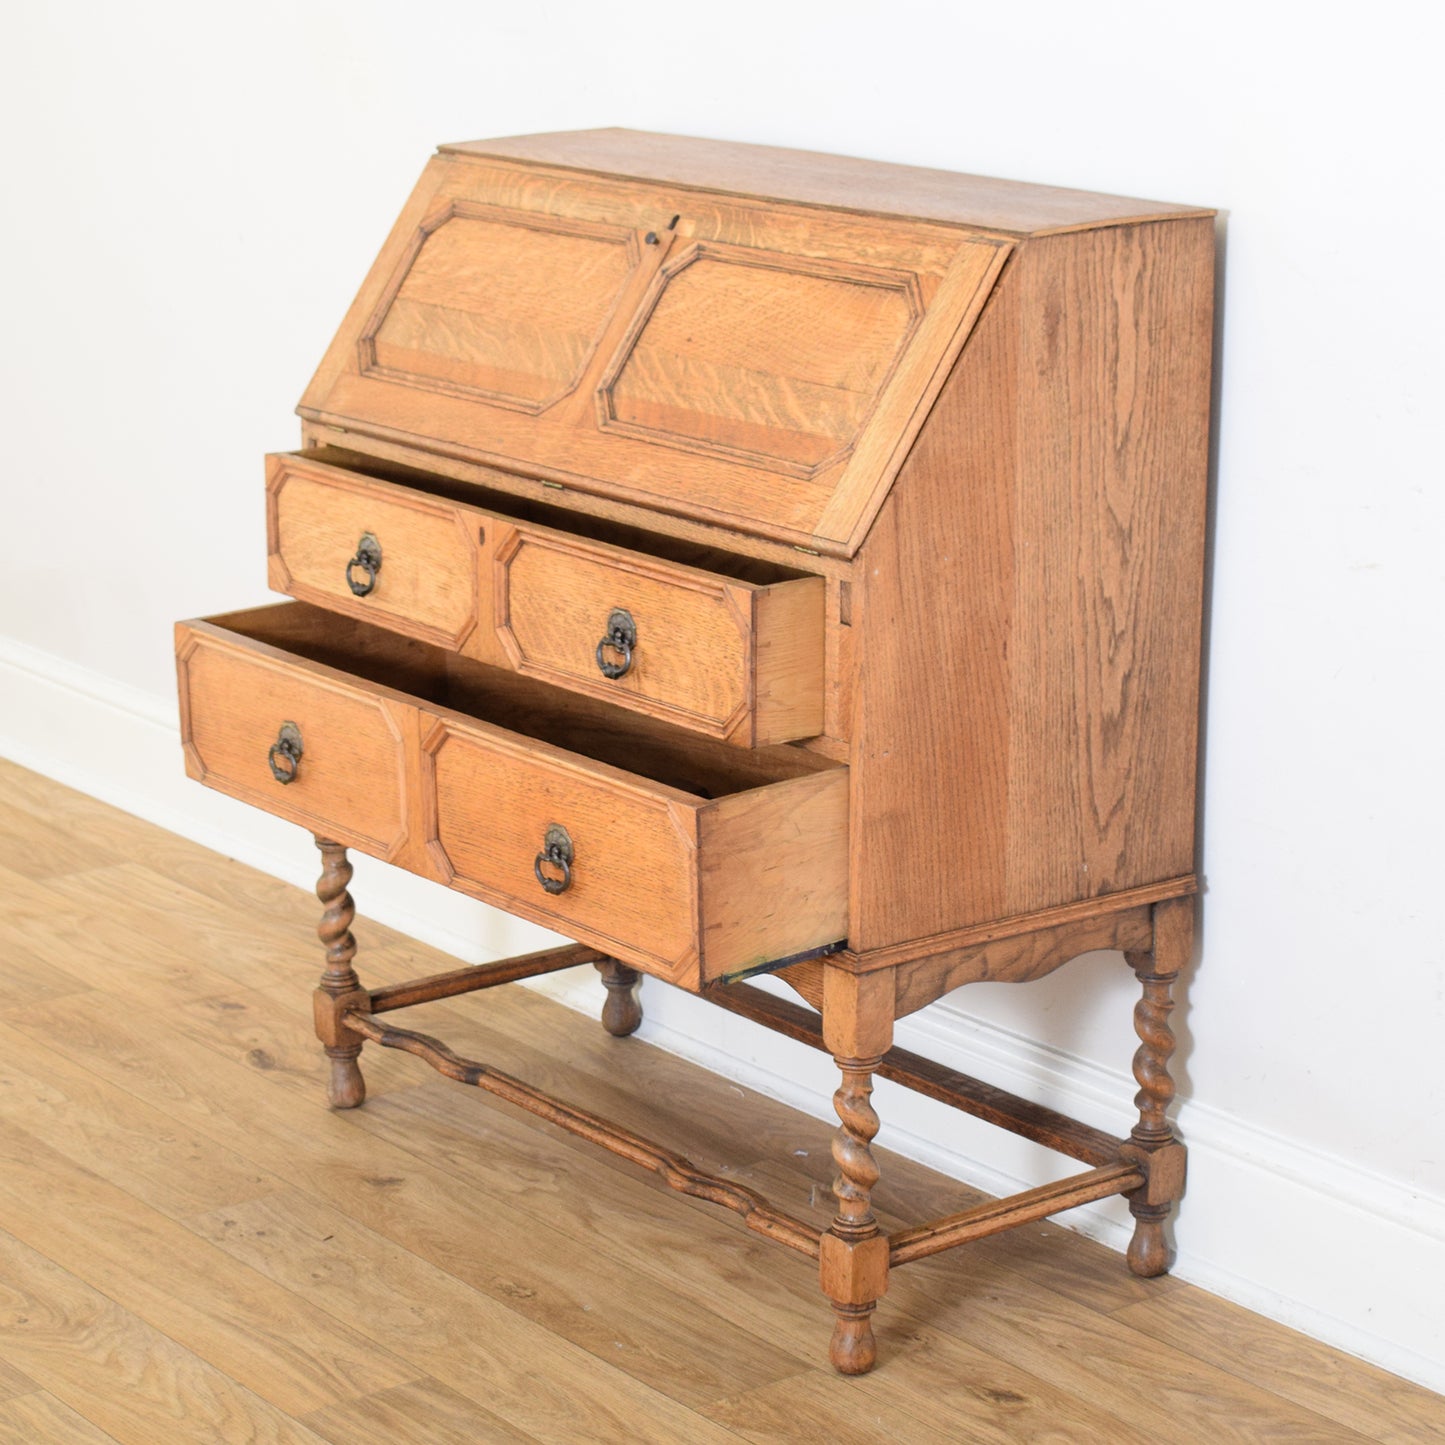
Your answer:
[175,603,847,990]
[267,451,824,747]
[297,153,1010,556]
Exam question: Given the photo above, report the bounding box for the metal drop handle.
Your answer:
[268,721,303,784]
[346,533,382,597]
[534,823,574,895]
[595,608,636,680]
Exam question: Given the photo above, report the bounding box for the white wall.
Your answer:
[4,0,1442,1392]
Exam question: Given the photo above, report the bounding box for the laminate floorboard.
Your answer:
[0,759,1440,1442]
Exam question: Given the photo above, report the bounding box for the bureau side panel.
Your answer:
[850,217,1215,949]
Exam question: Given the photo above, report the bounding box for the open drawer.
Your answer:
[266,449,825,747]
[175,602,847,989]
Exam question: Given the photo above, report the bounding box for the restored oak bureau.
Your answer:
[175,128,1214,1374]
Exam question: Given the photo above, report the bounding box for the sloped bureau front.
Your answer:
[299,153,1011,552]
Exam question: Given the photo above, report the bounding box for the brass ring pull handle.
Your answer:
[534,823,574,895]
[267,721,303,785]
[595,608,636,680]
[346,533,382,597]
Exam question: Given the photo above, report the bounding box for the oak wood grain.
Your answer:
[298,422,857,582]
[177,604,846,987]
[189,1194,752,1442]
[444,128,1213,237]
[0,1114,416,1417]
[176,623,412,861]
[1112,1289,1445,1444]
[298,152,1007,554]
[0,1228,332,1445]
[301,1378,532,1445]
[849,216,1214,948]
[266,453,479,651]
[268,449,827,745]
[0,1391,122,1444]
[0,1358,33,1406]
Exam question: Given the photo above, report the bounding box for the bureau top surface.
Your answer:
[300,129,1210,557]
[442,129,1212,238]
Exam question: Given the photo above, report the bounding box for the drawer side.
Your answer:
[698,769,849,983]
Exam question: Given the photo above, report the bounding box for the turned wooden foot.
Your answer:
[1122,895,1192,1276]
[595,958,642,1037]
[1126,1202,1174,1277]
[326,1046,366,1110]
[828,1302,878,1375]
[313,839,370,1109]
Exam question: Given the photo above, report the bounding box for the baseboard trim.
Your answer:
[2,633,1441,1393]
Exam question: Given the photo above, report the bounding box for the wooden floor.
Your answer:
[0,761,1440,1443]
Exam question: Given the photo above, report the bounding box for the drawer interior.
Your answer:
[213,602,840,800]
[294,446,808,588]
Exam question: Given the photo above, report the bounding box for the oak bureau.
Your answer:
[175,128,1215,1374]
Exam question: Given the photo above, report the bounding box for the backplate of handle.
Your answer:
[346,533,383,597]
[534,823,574,895]
[595,608,636,679]
[268,721,303,784]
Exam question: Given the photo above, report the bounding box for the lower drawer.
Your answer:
[175,603,847,988]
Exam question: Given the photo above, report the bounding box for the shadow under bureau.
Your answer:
[175,128,1214,1374]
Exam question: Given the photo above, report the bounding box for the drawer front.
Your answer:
[175,624,410,858]
[267,452,825,746]
[266,456,478,649]
[423,717,698,973]
[175,605,846,987]
[298,152,1010,555]
[494,527,751,737]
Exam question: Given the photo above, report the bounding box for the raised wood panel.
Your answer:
[849,216,1215,949]
[600,244,921,475]
[266,455,477,650]
[362,203,640,413]
[175,625,410,860]
[299,154,1008,554]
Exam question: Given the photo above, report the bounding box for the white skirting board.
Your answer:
[2,632,1441,1395]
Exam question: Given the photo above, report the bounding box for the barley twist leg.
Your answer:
[1122,895,1193,1276]
[314,839,367,1109]
[825,1055,886,1373]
